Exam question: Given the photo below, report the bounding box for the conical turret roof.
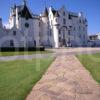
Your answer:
[43,7,48,17]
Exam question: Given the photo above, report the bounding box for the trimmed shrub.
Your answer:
[0,47,45,52]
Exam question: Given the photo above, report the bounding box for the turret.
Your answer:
[48,7,60,48]
[16,6,19,28]
[40,7,49,46]
[52,11,60,48]
[9,5,17,28]
[41,7,48,23]
[43,7,48,17]
[0,18,3,28]
[53,23,59,48]
[13,5,16,27]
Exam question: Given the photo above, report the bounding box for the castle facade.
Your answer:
[0,1,88,48]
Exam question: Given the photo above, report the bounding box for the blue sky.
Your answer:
[0,0,100,34]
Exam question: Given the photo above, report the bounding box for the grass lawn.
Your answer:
[0,50,53,56]
[77,53,100,83]
[0,57,55,100]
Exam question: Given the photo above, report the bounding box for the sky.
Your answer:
[0,0,100,34]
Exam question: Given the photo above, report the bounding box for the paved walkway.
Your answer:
[26,55,100,100]
[0,53,55,61]
[1,47,100,61]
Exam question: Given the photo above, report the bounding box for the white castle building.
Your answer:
[0,1,88,48]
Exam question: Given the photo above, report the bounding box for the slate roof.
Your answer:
[52,9,60,17]
[43,7,48,17]
[18,4,32,19]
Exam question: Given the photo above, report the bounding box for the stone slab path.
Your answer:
[0,53,55,61]
[26,55,100,100]
[1,47,100,61]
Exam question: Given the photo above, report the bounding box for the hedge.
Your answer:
[0,47,45,52]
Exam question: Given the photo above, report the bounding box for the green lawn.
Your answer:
[0,50,53,56]
[77,53,100,83]
[0,57,55,100]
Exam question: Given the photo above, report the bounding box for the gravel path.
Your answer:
[26,55,100,100]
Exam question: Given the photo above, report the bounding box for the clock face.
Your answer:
[25,23,29,28]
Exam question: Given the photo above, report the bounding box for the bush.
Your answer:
[0,47,45,52]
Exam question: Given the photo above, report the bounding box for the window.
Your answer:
[25,23,29,28]
[63,11,65,16]
[49,29,52,36]
[79,20,81,23]
[68,30,70,35]
[79,34,81,38]
[79,26,81,30]
[83,27,85,30]
[63,29,65,34]
[10,40,14,47]
[68,15,72,19]
[83,20,85,24]
[39,22,41,27]
[84,34,85,39]
[59,37,61,42]
[69,26,72,29]
[26,17,29,20]
[13,31,16,36]
[59,30,61,35]
[63,18,66,25]
[73,27,76,31]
